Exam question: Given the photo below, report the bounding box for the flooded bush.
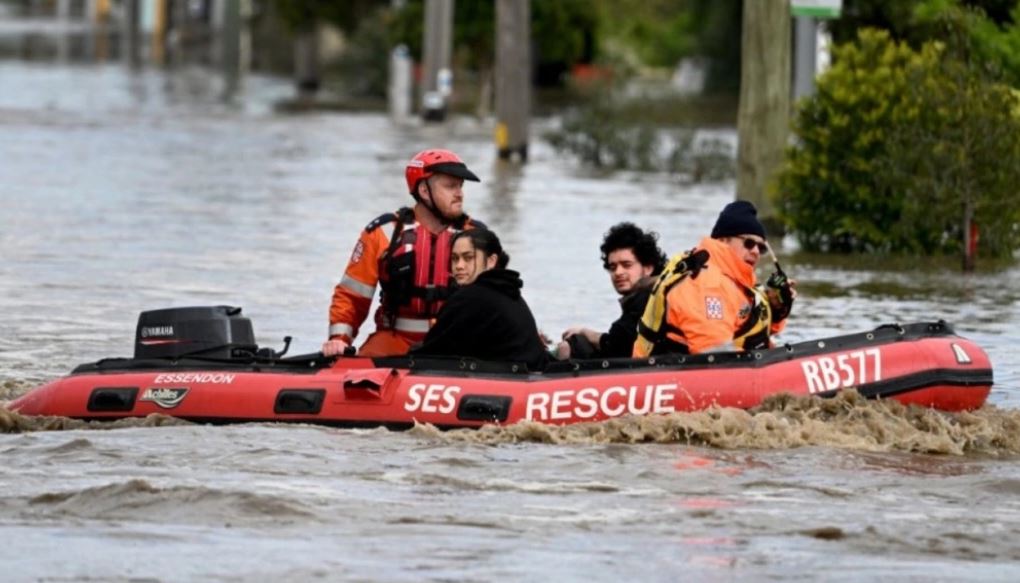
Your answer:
[544,87,735,182]
[778,28,1020,258]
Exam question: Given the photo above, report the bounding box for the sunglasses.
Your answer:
[736,236,769,254]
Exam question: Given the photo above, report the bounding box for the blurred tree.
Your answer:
[777,28,1020,261]
[598,0,742,91]
[532,0,599,85]
[388,0,596,86]
[333,8,393,97]
[830,1,1020,86]
[827,0,925,44]
[829,0,1018,45]
[273,0,388,33]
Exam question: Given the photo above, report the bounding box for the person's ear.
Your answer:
[485,254,498,270]
[641,264,653,278]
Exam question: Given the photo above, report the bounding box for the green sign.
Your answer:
[791,0,842,19]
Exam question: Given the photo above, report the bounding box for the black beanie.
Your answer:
[711,200,767,240]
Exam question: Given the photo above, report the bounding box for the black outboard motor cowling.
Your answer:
[135,306,257,359]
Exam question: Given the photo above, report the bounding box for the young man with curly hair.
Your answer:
[555,222,666,360]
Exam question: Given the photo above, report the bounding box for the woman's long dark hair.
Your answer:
[452,229,510,269]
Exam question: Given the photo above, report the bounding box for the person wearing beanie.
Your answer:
[633,200,797,356]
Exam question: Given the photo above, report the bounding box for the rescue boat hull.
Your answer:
[9,322,993,427]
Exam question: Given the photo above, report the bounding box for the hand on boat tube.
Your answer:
[322,338,352,357]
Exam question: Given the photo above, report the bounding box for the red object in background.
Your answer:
[570,63,613,85]
[969,220,979,258]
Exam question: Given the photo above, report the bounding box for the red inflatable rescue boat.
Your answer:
[9,307,993,427]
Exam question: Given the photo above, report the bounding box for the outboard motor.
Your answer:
[134,306,257,359]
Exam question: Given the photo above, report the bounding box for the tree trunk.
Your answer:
[737,0,791,230]
[963,200,976,273]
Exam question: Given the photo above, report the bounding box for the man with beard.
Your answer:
[323,149,485,357]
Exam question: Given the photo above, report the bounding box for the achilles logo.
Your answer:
[141,326,174,338]
[140,387,189,408]
[950,343,972,364]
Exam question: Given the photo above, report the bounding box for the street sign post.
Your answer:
[791,0,842,19]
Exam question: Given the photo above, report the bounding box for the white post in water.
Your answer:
[495,0,531,162]
[389,44,413,121]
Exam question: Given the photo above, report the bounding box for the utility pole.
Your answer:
[220,0,241,97]
[421,0,454,121]
[56,0,71,63]
[495,0,530,161]
[170,0,190,66]
[736,0,790,229]
[150,0,168,65]
[122,0,141,68]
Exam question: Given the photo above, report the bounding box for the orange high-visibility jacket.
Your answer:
[635,236,785,355]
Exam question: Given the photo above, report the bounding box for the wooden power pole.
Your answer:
[736,0,791,227]
[495,0,530,161]
[421,0,454,121]
[220,0,242,97]
[122,0,141,68]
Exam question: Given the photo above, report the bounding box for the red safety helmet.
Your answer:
[405,149,480,195]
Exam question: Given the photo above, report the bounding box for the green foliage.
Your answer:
[829,0,1017,45]
[388,0,595,76]
[831,0,1020,84]
[273,0,387,32]
[598,0,742,91]
[777,29,1020,258]
[382,0,740,88]
[914,1,1020,85]
[532,0,600,67]
[599,0,696,67]
[331,9,393,97]
[827,0,928,45]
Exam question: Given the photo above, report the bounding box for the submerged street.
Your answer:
[1,58,1020,580]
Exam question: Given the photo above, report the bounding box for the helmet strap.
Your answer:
[417,179,453,225]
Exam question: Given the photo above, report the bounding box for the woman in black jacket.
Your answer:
[411,229,548,371]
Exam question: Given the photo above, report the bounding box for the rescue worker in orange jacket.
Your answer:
[633,201,797,356]
[322,149,485,357]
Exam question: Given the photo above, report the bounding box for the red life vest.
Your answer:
[376,207,473,319]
